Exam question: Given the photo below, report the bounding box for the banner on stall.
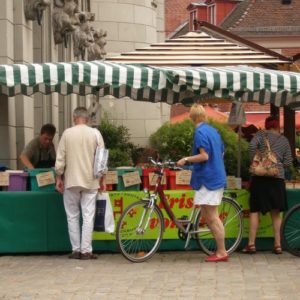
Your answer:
[93,189,274,240]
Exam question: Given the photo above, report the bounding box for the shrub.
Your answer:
[98,120,137,167]
[150,119,194,161]
[149,119,250,180]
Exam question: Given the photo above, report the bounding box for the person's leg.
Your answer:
[270,209,282,252]
[248,212,260,246]
[201,205,227,257]
[63,188,81,253]
[80,189,97,255]
[242,212,259,253]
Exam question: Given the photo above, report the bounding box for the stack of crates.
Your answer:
[142,168,168,190]
[168,170,192,190]
[115,167,142,191]
[1,171,28,191]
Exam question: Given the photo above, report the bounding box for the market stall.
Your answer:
[1,25,300,254]
[1,189,299,254]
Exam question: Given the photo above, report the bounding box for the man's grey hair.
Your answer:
[73,106,89,119]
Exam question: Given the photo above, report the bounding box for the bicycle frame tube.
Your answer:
[136,205,155,234]
[153,167,186,232]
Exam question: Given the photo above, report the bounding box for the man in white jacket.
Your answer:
[55,107,106,260]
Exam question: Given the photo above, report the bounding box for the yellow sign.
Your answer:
[36,171,55,187]
[0,172,9,186]
[122,171,141,187]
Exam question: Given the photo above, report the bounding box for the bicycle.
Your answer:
[116,158,244,263]
[281,203,300,257]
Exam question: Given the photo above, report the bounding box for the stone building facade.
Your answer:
[0,0,167,168]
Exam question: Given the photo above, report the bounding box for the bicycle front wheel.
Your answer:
[281,203,300,257]
[194,197,243,255]
[116,200,164,263]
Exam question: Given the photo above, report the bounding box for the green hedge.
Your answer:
[150,119,250,180]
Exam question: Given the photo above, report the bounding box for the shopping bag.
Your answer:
[93,129,109,178]
[94,192,115,233]
[94,147,109,178]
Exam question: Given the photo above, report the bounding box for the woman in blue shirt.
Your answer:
[177,104,227,262]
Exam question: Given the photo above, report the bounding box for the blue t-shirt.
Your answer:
[190,123,227,190]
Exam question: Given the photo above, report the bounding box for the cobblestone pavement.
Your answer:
[1,251,300,300]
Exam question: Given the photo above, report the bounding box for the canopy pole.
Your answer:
[237,125,241,178]
[284,106,296,158]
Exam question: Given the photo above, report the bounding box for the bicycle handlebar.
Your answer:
[148,157,183,171]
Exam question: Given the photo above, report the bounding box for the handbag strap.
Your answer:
[263,134,272,152]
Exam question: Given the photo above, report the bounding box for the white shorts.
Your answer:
[193,185,224,206]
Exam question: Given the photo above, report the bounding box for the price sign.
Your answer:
[36,171,55,187]
[105,171,118,185]
[175,170,192,185]
[149,172,167,186]
[122,171,141,187]
[0,172,9,186]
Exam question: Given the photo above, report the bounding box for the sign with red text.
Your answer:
[93,189,274,240]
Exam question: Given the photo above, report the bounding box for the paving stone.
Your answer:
[1,252,300,299]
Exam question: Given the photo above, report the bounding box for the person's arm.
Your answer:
[177,148,208,167]
[55,175,64,194]
[55,133,66,193]
[19,153,34,169]
[249,132,260,161]
[282,137,293,167]
[99,174,106,192]
[55,133,66,176]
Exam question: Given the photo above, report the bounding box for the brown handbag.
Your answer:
[249,135,279,177]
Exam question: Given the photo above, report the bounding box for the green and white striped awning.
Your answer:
[0,60,300,106]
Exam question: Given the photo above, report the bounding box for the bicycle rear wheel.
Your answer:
[116,200,164,263]
[281,203,300,257]
[194,197,243,255]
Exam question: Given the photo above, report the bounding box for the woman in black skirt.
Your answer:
[243,116,293,254]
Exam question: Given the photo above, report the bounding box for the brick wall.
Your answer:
[165,0,191,36]
[282,48,300,57]
[282,48,300,67]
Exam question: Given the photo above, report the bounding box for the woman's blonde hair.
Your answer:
[189,104,207,124]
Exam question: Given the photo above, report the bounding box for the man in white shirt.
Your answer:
[55,107,106,260]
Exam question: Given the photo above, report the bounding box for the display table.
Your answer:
[0,189,299,254]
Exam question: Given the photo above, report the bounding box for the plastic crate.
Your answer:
[142,168,168,190]
[2,171,28,191]
[28,168,56,192]
[168,170,192,190]
[115,167,142,191]
[106,184,113,191]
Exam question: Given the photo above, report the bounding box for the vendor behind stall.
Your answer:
[20,124,56,169]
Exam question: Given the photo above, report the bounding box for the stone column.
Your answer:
[156,0,165,42]
[90,0,169,147]
[0,1,14,167]
[13,0,34,169]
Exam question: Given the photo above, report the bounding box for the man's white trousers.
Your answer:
[63,187,97,254]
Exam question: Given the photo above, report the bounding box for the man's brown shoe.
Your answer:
[68,251,81,259]
[80,252,98,260]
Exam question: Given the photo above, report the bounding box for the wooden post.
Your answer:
[270,104,279,117]
[284,106,295,158]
